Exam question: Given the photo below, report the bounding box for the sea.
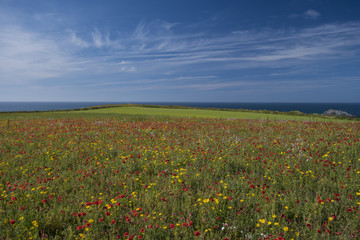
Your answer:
[0,102,360,117]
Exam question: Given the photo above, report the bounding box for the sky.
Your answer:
[1,0,360,102]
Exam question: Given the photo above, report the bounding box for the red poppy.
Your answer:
[170,224,175,229]
[194,231,200,236]
[181,222,188,227]
[10,220,15,225]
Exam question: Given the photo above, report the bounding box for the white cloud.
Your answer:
[92,29,110,48]
[1,13,360,92]
[69,32,90,48]
[0,26,75,84]
[303,9,320,20]
[118,66,136,72]
[117,60,131,65]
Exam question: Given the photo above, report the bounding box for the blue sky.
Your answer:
[1,0,360,102]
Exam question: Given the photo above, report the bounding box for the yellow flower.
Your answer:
[328,217,333,221]
[88,219,94,223]
[32,220,38,227]
[259,219,266,224]
[283,226,289,232]
[272,214,277,218]
[268,221,272,225]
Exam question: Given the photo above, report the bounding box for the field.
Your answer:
[0,107,360,239]
[79,106,319,121]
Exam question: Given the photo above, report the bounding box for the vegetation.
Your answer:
[0,104,358,122]
[0,106,359,239]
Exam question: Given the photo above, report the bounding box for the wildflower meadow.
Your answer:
[0,116,359,239]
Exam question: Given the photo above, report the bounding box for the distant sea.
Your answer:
[0,102,359,117]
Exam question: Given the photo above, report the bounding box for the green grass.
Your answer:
[78,106,354,122]
[1,115,359,239]
[0,104,358,122]
[0,105,359,239]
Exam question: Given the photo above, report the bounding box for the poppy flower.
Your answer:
[194,231,201,236]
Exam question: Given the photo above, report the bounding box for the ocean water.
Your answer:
[0,102,359,117]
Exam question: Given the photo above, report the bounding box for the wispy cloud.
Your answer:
[107,20,360,74]
[92,29,111,48]
[0,26,78,84]
[1,13,360,94]
[303,9,320,20]
[88,75,217,87]
[69,32,90,48]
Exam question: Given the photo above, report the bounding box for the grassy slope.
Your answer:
[79,106,351,122]
[0,104,357,122]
